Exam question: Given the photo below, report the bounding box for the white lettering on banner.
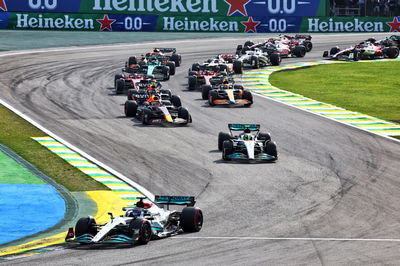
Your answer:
[163,17,239,32]
[16,14,94,29]
[92,0,218,13]
[307,18,384,32]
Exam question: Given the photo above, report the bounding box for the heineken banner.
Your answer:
[0,0,327,17]
[301,17,400,33]
[0,12,399,33]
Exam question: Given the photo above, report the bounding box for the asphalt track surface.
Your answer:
[1,33,400,265]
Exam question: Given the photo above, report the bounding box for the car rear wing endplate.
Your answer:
[155,195,195,206]
[228,123,260,131]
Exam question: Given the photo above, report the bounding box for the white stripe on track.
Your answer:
[173,236,400,242]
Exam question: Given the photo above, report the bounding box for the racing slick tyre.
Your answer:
[330,47,340,56]
[129,218,152,245]
[303,41,313,52]
[180,207,203,232]
[114,74,123,86]
[385,46,399,58]
[128,56,137,66]
[264,141,278,159]
[258,132,271,142]
[218,132,231,151]
[244,40,255,47]
[178,107,191,124]
[171,95,182,107]
[166,62,176,75]
[201,85,212,100]
[191,63,200,71]
[233,60,243,74]
[161,89,172,99]
[269,53,281,66]
[188,76,197,90]
[251,56,259,69]
[115,79,125,94]
[170,53,181,67]
[243,90,253,107]
[236,45,243,55]
[124,100,138,117]
[222,140,234,160]
[293,45,306,57]
[188,71,197,76]
[234,84,244,90]
[141,109,152,125]
[162,66,170,80]
[75,217,97,237]
[208,90,218,106]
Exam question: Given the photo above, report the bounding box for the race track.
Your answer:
[1,33,400,265]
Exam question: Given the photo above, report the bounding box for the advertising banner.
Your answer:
[301,16,400,33]
[0,0,327,17]
[0,12,304,33]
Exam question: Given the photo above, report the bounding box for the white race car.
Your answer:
[218,124,277,162]
[66,196,203,246]
[233,48,281,74]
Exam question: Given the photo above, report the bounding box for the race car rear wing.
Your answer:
[228,123,260,131]
[154,48,177,53]
[155,195,195,207]
[294,34,312,40]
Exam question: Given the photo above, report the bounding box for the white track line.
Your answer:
[173,236,400,242]
[0,98,155,201]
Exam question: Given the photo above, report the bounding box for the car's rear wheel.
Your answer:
[180,207,203,232]
[129,218,152,245]
[191,63,200,71]
[162,66,170,80]
[330,47,340,56]
[115,79,125,94]
[124,100,138,117]
[188,76,197,90]
[166,62,176,75]
[178,107,191,124]
[128,56,137,65]
[251,56,259,69]
[303,41,313,52]
[233,60,243,74]
[171,53,181,67]
[385,46,399,58]
[293,45,306,57]
[171,95,182,107]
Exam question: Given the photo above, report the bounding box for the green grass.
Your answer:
[0,105,108,191]
[270,61,400,123]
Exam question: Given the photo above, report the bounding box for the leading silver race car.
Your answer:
[65,196,203,246]
[218,124,277,162]
[233,48,281,74]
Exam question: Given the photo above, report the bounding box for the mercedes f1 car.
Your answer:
[218,124,277,162]
[368,35,400,49]
[124,94,192,125]
[144,48,182,67]
[233,49,281,74]
[323,40,399,61]
[65,196,203,246]
[126,55,174,80]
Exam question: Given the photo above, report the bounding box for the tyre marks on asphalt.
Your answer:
[237,59,400,137]
[32,137,146,206]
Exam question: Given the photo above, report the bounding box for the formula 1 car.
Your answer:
[233,49,281,74]
[114,73,153,95]
[188,68,228,91]
[323,41,399,61]
[124,94,192,125]
[126,55,174,80]
[218,124,277,162]
[204,81,253,107]
[144,48,182,67]
[368,35,400,48]
[65,196,203,246]
[238,35,312,59]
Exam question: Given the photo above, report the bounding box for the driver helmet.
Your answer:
[243,133,253,141]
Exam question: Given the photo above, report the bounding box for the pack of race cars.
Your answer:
[67,35,399,248]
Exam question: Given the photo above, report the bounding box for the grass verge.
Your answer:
[270,61,400,140]
[0,105,108,191]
